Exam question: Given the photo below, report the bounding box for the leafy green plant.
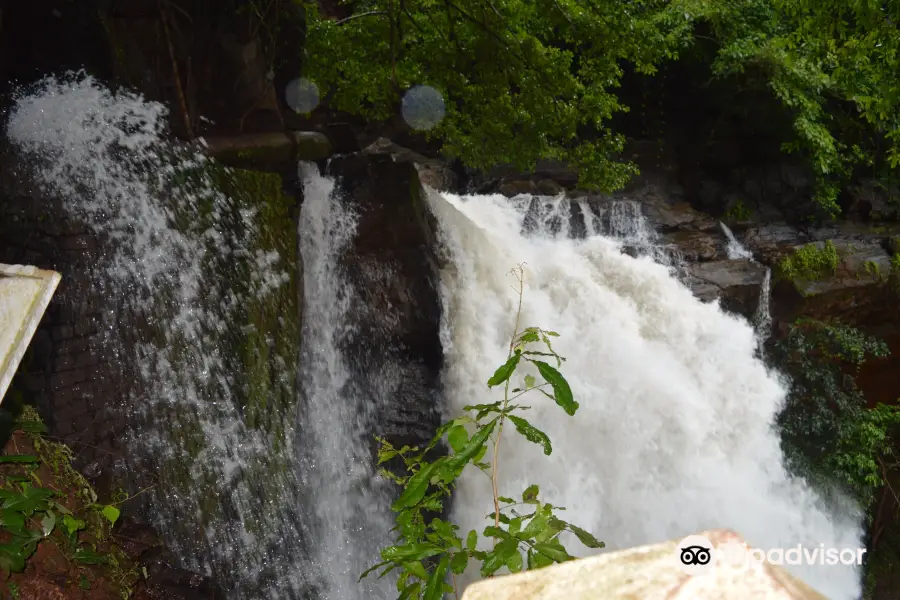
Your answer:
[863,260,883,281]
[0,407,136,596]
[297,0,897,215]
[776,240,840,284]
[724,198,752,222]
[362,265,602,599]
[773,319,900,510]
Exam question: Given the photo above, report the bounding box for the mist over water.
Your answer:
[5,73,863,600]
[427,189,863,600]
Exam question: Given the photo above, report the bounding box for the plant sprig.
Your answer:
[362,264,602,600]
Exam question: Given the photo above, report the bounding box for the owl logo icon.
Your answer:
[675,535,717,576]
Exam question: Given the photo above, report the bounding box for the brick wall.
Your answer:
[1,154,126,487]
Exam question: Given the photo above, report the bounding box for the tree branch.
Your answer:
[336,10,388,25]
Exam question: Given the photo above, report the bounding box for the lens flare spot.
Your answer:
[401,85,445,131]
[285,78,320,114]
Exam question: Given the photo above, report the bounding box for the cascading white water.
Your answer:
[5,74,415,600]
[720,222,774,341]
[721,221,753,260]
[4,72,864,600]
[295,164,398,600]
[429,189,863,599]
[6,74,311,599]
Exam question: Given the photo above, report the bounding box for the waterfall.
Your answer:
[6,74,312,599]
[5,72,863,600]
[429,190,863,600]
[721,222,753,260]
[720,222,773,341]
[295,163,398,600]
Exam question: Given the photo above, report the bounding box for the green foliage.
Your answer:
[863,259,882,280]
[298,0,696,192]
[363,265,602,599]
[297,0,897,214]
[0,407,137,596]
[723,198,752,222]
[773,319,900,509]
[675,0,900,216]
[776,240,839,283]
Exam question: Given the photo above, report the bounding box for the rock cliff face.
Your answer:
[323,152,445,453]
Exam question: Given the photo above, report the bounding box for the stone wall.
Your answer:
[0,150,126,487]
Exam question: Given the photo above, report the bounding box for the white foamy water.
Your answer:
[295,164,397,600]
[430,190,862,599]
[6,74,309,599]
[721,221,753,260]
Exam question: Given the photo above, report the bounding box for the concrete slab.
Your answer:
[0,263,61,404]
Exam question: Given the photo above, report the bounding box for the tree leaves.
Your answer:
[101,505,121,527]
[423,555,449,600]
[533,542,575,562]
[567,523,605,549]
[302,0,683,192]
[0,455,40,464]
[0,486,53,517]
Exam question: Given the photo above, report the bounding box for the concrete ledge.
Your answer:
[460,529,828,600]
[0,264,61,404]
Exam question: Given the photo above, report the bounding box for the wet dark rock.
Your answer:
[687,259,769,320]
[134,548,225,600]
[498,179,540,197]
[362,137,458,191]
[113,519,225,600]
[846,178,900,222]
[739,221,900,330]
[201,131,331,172]
[659,230,725,262]
[321,122,361,154]
[324,152,444,451]
[536,178,565,196]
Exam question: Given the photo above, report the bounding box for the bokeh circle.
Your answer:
[285,78,320,114]
[401,85,446,130]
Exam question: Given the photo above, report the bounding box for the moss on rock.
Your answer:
[777,240,840,284]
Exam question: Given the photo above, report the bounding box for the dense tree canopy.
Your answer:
[299,0,899,213]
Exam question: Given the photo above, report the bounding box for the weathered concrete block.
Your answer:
[460,530,827,600]
[200,131,331,172]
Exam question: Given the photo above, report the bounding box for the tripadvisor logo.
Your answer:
[674,535,866,576]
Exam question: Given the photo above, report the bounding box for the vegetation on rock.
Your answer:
[363,266,602,599]
[0,406,140,599]
[774,320,900,509]
[776,240,840,283]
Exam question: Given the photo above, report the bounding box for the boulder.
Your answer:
[117,518,226,600]
[362,137,458,191]
[460,529,827,600]
[322,152,444,451]
[742,222,900,329]
[687,259,769,320]
[498,180,540,197]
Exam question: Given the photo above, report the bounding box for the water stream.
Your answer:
[5,74,862,600]
[430,191,861,599]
